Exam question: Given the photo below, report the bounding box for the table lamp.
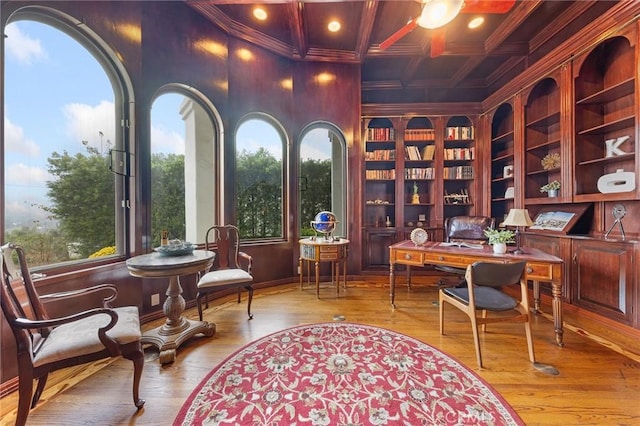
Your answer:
[503,208,534,254]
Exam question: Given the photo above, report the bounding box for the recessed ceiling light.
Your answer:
[468,17,484,29]
[253,7,267,21]
[328,20,341,32]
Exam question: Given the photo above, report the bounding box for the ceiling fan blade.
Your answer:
[380,18,419,50]
[461,0,516,14]
[430,27,447,58]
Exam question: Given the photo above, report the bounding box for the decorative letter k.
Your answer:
[605,136,630,158]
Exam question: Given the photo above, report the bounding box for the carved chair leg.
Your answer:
[126,348,146,409]
[16,370,34,426]
[31,373,48,408]
[237,287,241,303]
[196,293,205,321]
[246,285,254,320]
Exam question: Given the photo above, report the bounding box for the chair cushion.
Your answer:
[197,269,253,288]
[443,287,517,311]
[33,306,141,367]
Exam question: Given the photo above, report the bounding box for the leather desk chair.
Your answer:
[436,216,495,286]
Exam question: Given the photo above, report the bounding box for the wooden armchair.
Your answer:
[0,243,145,426]
[196,225,254,321]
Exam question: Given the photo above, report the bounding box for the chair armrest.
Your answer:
[14,308,121,355]
[39,283,118,308]
[238,251,253,274]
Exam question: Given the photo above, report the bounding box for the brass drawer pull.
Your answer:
[404,254,412,260]
[527,267,533,273]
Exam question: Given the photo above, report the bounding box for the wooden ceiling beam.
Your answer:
[484,0,543,54]
[355,1,379,62]
[287,1,307,59]
[529,1,596,52]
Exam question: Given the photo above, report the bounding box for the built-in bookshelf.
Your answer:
[364,118,396,229]
[443,116,475,217]
[573,34,638,202]
[524,76,562,203]
[403,116,436,229]
[490,103,515,225]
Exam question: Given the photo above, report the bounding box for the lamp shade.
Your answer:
[503,209,534,227]
[417,0,464,29]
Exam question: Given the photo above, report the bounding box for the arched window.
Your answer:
[299,123,347,238]
[3,15,130,268]
[150,89,219,246]
[235,116,286,240]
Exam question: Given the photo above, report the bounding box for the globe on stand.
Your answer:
[311,211,338,242]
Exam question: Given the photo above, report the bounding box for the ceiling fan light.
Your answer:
[417,0,464,29]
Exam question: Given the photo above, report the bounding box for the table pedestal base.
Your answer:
[142,317,215,364]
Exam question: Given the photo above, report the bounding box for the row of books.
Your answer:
[366,127,396,141]
[404,167,435,179]
[444,165,474,179]
[404,144,436,161]
[365,149,395,160]
[404,128,436,141]
[365,169,396,180]
[444,147,474,160]
[446,126,474,140]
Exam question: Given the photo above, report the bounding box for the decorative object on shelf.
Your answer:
[161,230,169,246]
[503,165,514,178]
[483,228,515,254]
[597,169,636,194]
[604,204,626,240]
[385,216,392,227]
[604,135,631,158]
[540,180,561,197]
[502,209,534,254]
[154,240,197,256]
[311,211,338,242]
[410,228,429,246]
[443,189,470,204]
[541,153,561,170]
[411,181,420,204]
[504,187,515,199]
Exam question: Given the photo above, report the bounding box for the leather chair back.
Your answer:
[444,216,495,243]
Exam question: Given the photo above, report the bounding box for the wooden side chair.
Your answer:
[196,225,254,321]
[439,261,535,368]
[0,243,145,426]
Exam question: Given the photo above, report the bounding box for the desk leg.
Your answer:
[334,261,339,295]
[141,276,215,364]
[315,261,320,299]
[532,280,541,313]
[406,265,412,289]
[389,262,396,308]
[342,257,347,290]
[551,280,564,346]
[299,257,303,289]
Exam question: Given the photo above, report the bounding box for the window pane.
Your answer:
[150,93,216,247]
[236,118,284,239]
[300,126,346,238]
[3,21,118,266]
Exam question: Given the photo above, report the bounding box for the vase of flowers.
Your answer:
[484,228,515,254]
[540,180,561,197]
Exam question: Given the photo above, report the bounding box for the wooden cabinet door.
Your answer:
[363,229,396,270]
[572,239,635,325]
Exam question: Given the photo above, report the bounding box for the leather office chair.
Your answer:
[439,261,535,368]
[436,215,495,286]
[196,225,254,321]
[0,243,145,426]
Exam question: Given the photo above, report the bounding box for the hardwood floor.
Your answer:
[2,277,640,425]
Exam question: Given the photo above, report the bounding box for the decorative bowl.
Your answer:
[154,242,197,256]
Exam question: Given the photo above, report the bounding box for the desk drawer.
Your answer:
[394,250,424,266]
[524,262,553,281]
[422,252,469,268]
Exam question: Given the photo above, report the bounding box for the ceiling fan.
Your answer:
[380,0,516,57]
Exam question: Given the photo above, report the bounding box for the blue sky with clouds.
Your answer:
[4,19,331,229]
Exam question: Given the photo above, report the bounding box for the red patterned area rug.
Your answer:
[174,322,523,425]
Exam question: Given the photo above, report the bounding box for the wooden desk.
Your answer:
[126,250,215,364]
[299,238,349,298]
[389,240,565,346]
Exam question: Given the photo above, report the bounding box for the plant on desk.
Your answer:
[484,228,515,254]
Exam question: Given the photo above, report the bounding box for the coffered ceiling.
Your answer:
[186,1,618,104]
